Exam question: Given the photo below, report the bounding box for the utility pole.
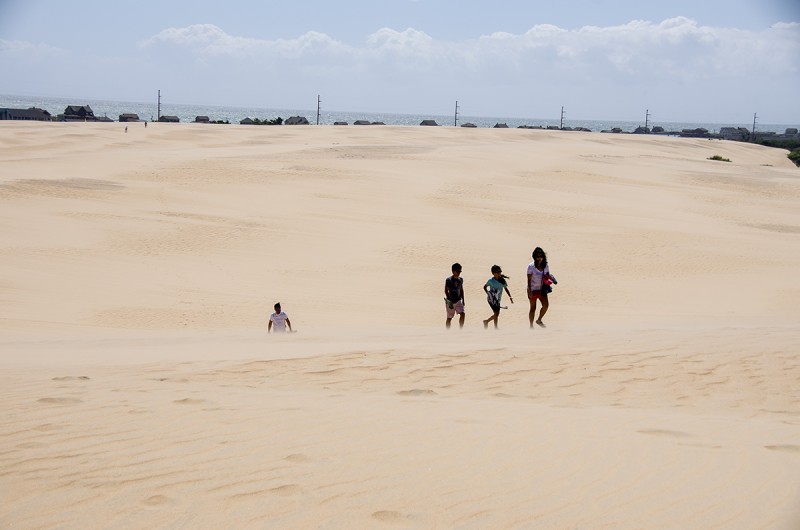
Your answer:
[560,106,565,129]
[454,100,460,127]
[752,112,758,142]
[157,90,161,121]
[316,95,321,125]
[645,109,650,131]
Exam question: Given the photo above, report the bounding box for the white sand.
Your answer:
[1,121,799,528]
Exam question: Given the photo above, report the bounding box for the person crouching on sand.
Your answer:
[444,262,466,329]
[268,302,293,333]
[483,265,513,329]
[527,247,552,328]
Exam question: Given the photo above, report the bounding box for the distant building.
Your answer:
[119,113,140,122]
[240,117,255,125]
[679,128,710,138]
[58,105,96,121]
[285,116,310,125]
[194,116,210,123]
[334,121,348,125]
[461,123,477,128]
[420,120,438,126]
[0,107,52,121]
[720,127,750,141]
[353,120,372,125]
[158,115,179,123]
[493,123,509,128]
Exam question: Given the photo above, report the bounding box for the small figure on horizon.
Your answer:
[527,247,554,328]
[144,121,147,128]
[124,126,128,133]
[268,302,293,333]
[444,262,465,329]
[483,265,513,329]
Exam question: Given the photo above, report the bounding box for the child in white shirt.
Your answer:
[268,302,293,333]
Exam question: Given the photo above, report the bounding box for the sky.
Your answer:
[1,0,799,123]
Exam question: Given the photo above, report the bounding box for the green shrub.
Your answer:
[789,149,800,167]
[760,139,800,150]
[708,155,731,162]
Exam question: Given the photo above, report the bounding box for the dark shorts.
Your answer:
[488,301,501,314]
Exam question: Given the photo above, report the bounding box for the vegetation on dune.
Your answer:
[708,155,731,162]
[251,117,283,125]
[755,139,800,167]
[788,149,800,167]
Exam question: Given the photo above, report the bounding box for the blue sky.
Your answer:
[1,0,799,122]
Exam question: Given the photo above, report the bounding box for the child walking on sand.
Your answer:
[268,302,293,333]
[444,262,466,329]
[483,265,513,329]
[527,247,554,328]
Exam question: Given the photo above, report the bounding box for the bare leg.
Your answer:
[446,318,452,329]
[458,313,465,328]
[536,297,549,327]
[529,297,538,328]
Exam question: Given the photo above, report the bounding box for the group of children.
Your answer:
[444,247,555,330]
[268,247,554,333]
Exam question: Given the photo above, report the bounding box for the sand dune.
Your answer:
[1,121,799,528]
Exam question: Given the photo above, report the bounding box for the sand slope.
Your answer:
[1,122,799,528]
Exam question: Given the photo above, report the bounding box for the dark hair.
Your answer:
[274,302,281,310]
[451,262,462,273]
[491,265,509,285]
[532,247,548,268]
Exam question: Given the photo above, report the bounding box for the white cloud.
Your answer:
[0,39,66,57]
[130,19,799,118]
[140,24,349,59]
[138,19,799,80]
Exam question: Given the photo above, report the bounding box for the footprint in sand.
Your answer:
[765,444,800,454]
[397,389,437,396]
[33,423,62,431]
[284,453,310,463]
[638,429,691,438]
[52,376,91,381]
[270,484,301,496]
[372,510,408,523]
[142,495,170,506]
[37,397,82,405]
[173,398,205,405]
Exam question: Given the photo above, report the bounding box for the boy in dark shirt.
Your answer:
[444,263,466,329]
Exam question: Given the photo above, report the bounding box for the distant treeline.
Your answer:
[249,117,283,125]
[757,138,800,167]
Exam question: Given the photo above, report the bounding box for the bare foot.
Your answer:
[536,320,546,328]
[483,320,489,329]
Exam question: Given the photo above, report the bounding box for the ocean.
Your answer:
[1,93,794,134]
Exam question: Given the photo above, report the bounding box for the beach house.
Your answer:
[58,105,96,121]
[285,116,310,125]
[0,107,52,121]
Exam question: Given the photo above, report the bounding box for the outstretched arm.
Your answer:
[505,287,514,304]
[268,320,273,333]
[286,318,292,332]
